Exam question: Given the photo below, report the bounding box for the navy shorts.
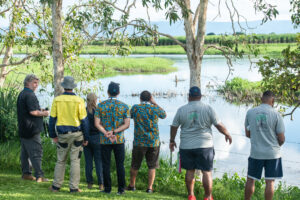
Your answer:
[179,147,214,171]
[247,157,283,180]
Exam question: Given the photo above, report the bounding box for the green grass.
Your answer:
[0,139,300,200]
[217,77,262,105]
[2,57,175,85]
[11,43,298,56]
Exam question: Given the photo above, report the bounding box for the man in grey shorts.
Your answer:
[169,86,232,200]
[244,91,285,200]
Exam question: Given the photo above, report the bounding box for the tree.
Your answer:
[257,0,300,119]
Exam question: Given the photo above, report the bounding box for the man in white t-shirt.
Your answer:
[244,91,285,200]
[169,86,232,200]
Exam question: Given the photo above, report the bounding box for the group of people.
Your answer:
[17,74,285,200]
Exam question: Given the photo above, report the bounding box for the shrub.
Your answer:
[0,86,20,143]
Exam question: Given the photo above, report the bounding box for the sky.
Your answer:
[0,0,292,27]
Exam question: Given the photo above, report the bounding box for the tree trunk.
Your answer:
[182,0,208,89]
[52,0,64,96]
[0,3,17,87]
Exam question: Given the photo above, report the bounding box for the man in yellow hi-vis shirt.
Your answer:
[48,76,89,193]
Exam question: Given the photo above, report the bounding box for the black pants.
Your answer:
[20,134,44,178]
[101,143,125,193]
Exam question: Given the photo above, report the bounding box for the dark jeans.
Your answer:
[20,134,44,178]
[84,135,103,185]
[101,143,125,193]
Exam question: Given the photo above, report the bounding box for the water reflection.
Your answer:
[36,54,299,186]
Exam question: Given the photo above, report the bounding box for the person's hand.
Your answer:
[149,96,157,105]
[42,110,50,117]
[105,130,113,138]
[83,141,88,146]
[225,135,232,144]
[52,137,58,143]
[169,142,177,152]
[109,135,117,143]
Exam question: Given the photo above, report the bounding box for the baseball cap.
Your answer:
[189,86,201,97]
[108,81,120,96]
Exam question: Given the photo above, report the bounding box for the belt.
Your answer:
[59,130,81,134]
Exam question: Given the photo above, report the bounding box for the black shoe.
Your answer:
[125,185,136,191]
[117,191,125,195]
[146,189,153,193]
[100,190,111,194]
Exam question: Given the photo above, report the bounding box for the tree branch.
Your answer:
[193,2,201,28]
[0,52,39,68]
[21,0,51,40]
[283,102,300,120]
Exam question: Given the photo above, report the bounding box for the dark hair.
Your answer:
[140,90,151,101]
[262,90,275,99]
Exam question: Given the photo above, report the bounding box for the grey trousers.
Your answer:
[20,134,44,178]
[52,131,83,190]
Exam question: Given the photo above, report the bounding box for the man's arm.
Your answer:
[245,127,251,138]
[94,117,112,137]
[215,123,232,144]
[113,118,130,134]
[277,133,285,146]
[169,126,178,152]
[30,110,49,117]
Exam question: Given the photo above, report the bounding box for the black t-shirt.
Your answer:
[17,88,43,138]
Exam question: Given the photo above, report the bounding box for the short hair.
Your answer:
[140,90,151,101]
[23,74,39,87]
[262,90,275,101]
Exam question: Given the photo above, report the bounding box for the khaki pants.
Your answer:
[52,131,83,190]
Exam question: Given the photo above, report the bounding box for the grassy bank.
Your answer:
[11,43,297,57]
[0,139,300,200]
[217,77,262,105]
[3,57,175,84]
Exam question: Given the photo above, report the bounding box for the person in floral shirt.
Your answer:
[95,82,130,195]
[126,90,166,193]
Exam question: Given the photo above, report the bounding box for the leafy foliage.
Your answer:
[0,86,19,142]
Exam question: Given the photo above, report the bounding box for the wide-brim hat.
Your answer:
[61,76,77,89]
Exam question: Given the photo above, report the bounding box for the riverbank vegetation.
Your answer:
[3,57,175,85]
[10,43,297,57]
[0,139,300,200]
[91,33,299,46]
[217,77,262,105]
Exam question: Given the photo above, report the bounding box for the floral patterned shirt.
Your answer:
[130,102,166,147]
[95,97,129,144]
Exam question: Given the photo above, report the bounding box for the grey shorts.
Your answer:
[179,147,214,171]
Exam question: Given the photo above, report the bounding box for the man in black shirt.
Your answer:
[17,74,49,182]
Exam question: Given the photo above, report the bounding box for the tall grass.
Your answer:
[1,139,300,199]
[0,86,20,142]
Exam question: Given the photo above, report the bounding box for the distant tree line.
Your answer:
[91,33,298,46]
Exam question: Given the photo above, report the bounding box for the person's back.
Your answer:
[52,94,86,131]
[174,101,219,149]
[131,102,166,147]
[244,91,285,200]
[97,98,129,143]
[245,104,284,159]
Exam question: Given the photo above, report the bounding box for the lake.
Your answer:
[37,54,300,186]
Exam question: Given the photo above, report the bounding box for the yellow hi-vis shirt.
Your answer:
[50,94,87,127]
